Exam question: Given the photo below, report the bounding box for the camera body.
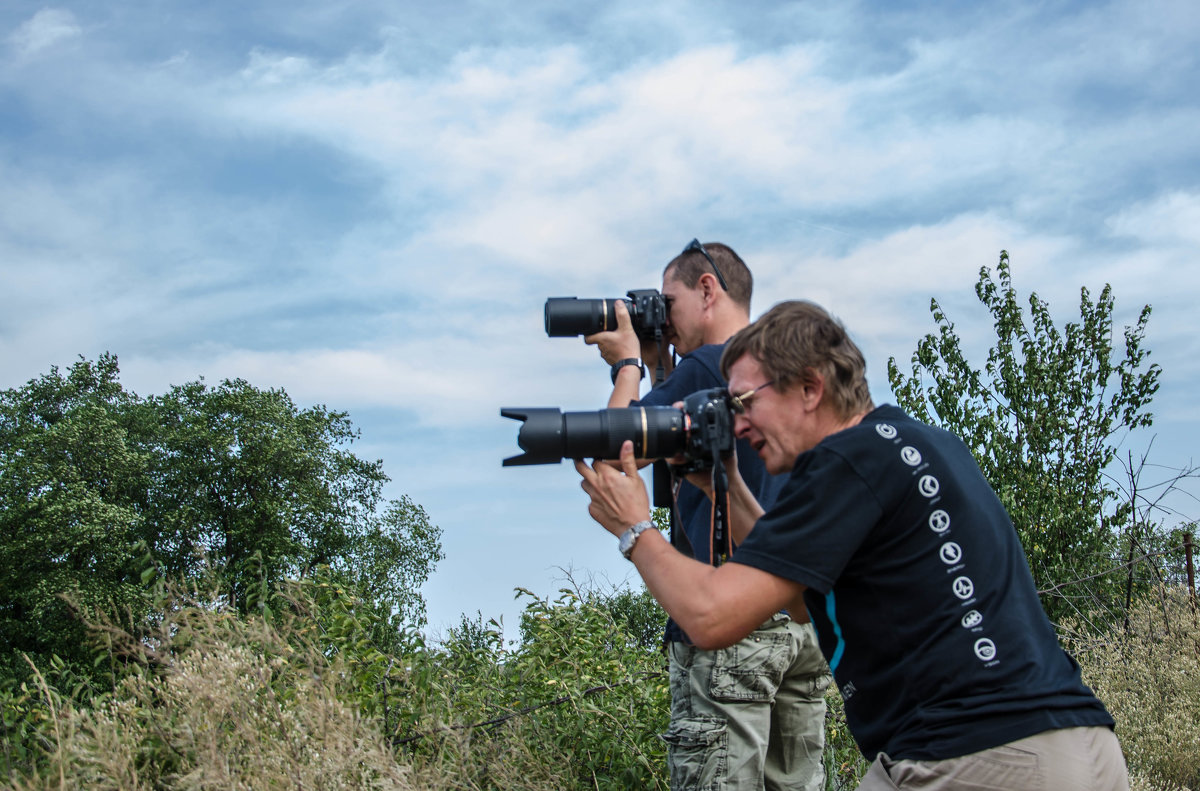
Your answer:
[675,387,736,473]
[501,387,735,473]
[544,288,668,340]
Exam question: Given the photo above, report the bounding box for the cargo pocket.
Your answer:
[709,631,789,702]
[662,716,727,791]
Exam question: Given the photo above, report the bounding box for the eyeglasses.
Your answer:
[682,239,729,292]
[728,380,774,414]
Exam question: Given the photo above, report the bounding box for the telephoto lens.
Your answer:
[544,297,623,337]
[500,406,688,465]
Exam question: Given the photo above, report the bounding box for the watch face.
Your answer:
[620,521,651,559]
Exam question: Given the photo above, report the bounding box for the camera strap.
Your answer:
[709,451,733,566]
[667,481,695,559]
[667,448,733,566]
[652,329,673,385]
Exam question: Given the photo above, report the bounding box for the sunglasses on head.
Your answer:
[681,239,729,292]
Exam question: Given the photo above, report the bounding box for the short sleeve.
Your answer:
[731,447,883,593]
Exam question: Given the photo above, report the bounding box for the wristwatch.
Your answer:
[610,358,646,384]
[619,520,654,560]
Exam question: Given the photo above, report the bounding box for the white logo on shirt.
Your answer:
[901,446,922,466]
[961,610,983,628]
[952,576,975,600]
[939,542,963,565]
[974,638,997,662]
[918,475,940,498]
[876,424,898,440]
[929,510,951,533]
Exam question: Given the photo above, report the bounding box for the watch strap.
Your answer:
[619,519,654,560]
[610,358,646,384]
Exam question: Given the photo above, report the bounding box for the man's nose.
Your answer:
[733,413,751,437]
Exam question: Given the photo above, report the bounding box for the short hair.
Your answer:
[664,242,752,310]
[721,300,873,420]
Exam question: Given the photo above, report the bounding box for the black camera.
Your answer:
[501,387,735,474]
[544,289,668,340]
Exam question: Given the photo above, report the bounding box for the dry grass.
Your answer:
[7,584,649,791]
[11,583,1200,791]
[11,600,425,791]
[1068,586,1200,791]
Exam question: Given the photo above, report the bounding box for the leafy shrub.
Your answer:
[16,574,1198,791]
[822,686,870,789]
[4,578,671,791]
[394,585,671,790]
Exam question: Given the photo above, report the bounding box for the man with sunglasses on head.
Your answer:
[577,300,1128,791]
[584,241,830,791]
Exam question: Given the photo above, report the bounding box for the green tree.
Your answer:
[134,376,442,627]
[0,354,147,679]
[887,252,1160,620]
[0,354,442,679]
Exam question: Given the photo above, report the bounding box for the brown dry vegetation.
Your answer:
[3,583,1198,790]
[1066,587,1200,791]
[10,603,422,791]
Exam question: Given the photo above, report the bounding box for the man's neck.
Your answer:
[813,407,871,445]
[703,310,750,346]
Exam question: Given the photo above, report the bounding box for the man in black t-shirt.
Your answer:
[583,242,829,791]
[576,300,1129,790]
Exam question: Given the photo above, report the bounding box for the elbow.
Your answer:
[688,630,737,652]
[679,607,747,651]
[664,567,782,650]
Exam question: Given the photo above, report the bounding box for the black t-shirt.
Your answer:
[634,344,785,644]
[732,405,1113,760]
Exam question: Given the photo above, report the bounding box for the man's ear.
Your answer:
[698,272,720,306]
[800,371,825,412]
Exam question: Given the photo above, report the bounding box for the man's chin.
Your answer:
[761,451,783,476]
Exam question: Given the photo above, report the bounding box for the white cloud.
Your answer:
[117,319,605,429]
[3,0,1200,632]
[752,212,1075,336]
[201,28,1159,285]
[1107,191,1200,248]
[8,8,81,57]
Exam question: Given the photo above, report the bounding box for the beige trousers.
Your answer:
[857,725,1129,791]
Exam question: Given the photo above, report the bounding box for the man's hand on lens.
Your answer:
[575,440,651,538]
[584,300,640,365]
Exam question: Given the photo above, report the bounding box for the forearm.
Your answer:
[625,528,802,649]
[607,365,643,408]
[576,443,801,647]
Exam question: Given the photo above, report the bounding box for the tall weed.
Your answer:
[7,587,420,790]
[1067,586,1200,790]
[10,578,1196,791]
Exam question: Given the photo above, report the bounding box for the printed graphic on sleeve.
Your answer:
[939,542,963,565]
[877,419,1000,669]
[918,475,940,498]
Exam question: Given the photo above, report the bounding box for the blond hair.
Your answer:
[721,300,873,419]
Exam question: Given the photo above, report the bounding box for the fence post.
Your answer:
[1186,532,1195,606]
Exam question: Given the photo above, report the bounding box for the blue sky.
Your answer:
[3,0,1198,638]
